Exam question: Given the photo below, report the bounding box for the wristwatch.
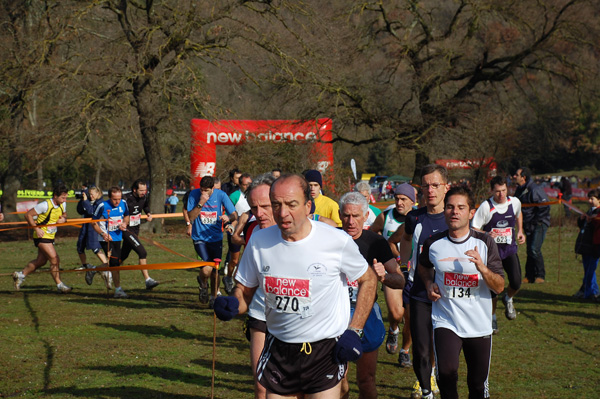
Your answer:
[186,221,191,226]
[348,327,364,339]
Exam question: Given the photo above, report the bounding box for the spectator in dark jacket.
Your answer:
[513,167,550,283]
[574,189,600,300]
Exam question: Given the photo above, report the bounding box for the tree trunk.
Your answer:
[95,157,101,188]
[133,78,167,234]
[0,151,22,222]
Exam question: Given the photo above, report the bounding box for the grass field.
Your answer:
[0,216,598,398]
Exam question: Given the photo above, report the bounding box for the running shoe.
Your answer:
[100,271,113,290]
[85,265,96,286]
[145,278,159,290]
[421,392,433,399]
[12,271,25,291]
[223,276,235,295]
[502,294,517,320]
[431,374,440,395]
[398,349,412,368]
[197,276,209,304]
[386,329,399,354]
[113,287,128,298]
[573,288,585,299]
[410,380,422,399]
[208,291,222,309]
[492,317,498,334]
[56,282,72,293]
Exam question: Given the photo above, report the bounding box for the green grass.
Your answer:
[0,220,598,398]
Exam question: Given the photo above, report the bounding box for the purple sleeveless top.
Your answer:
[482,198,518,259]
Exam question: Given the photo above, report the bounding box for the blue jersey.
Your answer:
[404,207,448,303]
[94,199,129,242]
[187,188,236,242]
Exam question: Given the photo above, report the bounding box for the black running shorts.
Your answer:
[34,238,54,247]
[257,333,347,395]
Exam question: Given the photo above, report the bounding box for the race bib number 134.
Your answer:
[444,272,480,299]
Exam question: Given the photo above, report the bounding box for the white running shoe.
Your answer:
[113,287,128,298]
[57,282,72,293]
[503,294,517,320]
[12,271,25,290]
[100,271,113,289]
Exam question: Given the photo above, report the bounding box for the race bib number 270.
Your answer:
[264,276,312,318]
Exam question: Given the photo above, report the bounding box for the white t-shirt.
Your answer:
[247,225,266,321]
[472,196,522,230]
[236,219,369,343]
[420,230,503,338]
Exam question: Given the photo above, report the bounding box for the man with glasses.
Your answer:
[398,165,449,399]
[513,167,550,283]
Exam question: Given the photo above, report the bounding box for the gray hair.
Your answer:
[354,181,371,193]
[339,191,369,216]
[247,173,276,197]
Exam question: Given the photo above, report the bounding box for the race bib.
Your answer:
[46,226,57,234]
[346,277,359,304]
[200,211,217,224]
[491,227,513,245]
[130,214,141,226]
[443,272,480,299]
[108,216,123,232]
[264,276,312,318]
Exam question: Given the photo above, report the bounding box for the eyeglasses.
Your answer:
[421,183,444,190]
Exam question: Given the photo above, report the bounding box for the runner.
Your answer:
[187,176,237,307]
[120,179,159,290]
[338,191,405,399]
[304,169,342,226]
[222,168,242,196]
[371,183,416,366]
[399,165,449,399]
[472,176,525,332]
[76,186,109,270]
[224,173,252,295]
[12,184,72,293]
[419,186,504,399]
[239,173,277,399]
[92,186,130,298]
[214,174,377,398]
[354,181,381,229]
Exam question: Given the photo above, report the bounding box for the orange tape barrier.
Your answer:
[69,260,219,273]
[0,213,183,232]
[0,260,219,278]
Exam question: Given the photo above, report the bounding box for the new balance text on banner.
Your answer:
[190,119,333,188]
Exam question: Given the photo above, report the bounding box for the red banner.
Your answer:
[435,157,497,172]
[190,119,334,188]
